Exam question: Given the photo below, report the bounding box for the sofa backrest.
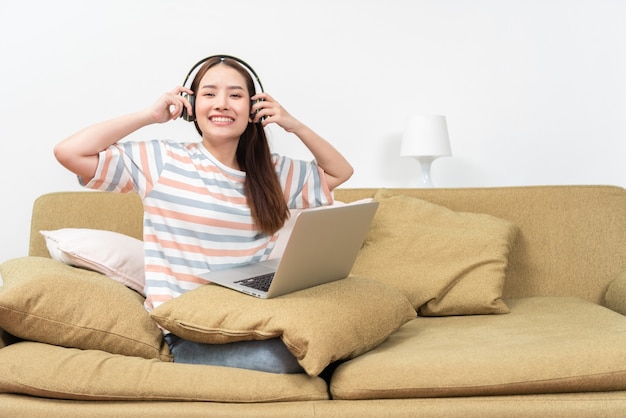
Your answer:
[29,191,143,258]
[29,186,626,305]
[335,186,626,305]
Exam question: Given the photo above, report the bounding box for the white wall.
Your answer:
[1,0,625,261]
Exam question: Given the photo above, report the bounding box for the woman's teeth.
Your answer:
[210,117,233,123]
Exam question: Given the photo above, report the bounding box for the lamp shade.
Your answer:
[400,115,452,157]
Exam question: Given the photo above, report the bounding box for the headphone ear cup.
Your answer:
[252,98,267,122]
[181,94,195,122]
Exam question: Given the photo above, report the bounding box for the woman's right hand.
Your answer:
[55,86,193,180]
[147,86,194,123]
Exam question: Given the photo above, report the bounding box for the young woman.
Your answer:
[54,56,353,373]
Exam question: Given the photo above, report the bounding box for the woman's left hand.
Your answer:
[251,93,302,133]
[250,92,353,190]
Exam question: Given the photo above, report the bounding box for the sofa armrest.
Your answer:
[0,274,6,348]
[605,269,626,315]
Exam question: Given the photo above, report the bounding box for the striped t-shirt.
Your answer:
[82,140,332,311]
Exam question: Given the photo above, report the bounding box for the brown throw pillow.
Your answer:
[351,189,517,316]
[0,257,171,361]
[150,276,415,376]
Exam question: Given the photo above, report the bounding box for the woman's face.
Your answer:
[194,64,252,143]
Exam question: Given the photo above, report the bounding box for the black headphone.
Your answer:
[180,55,265,122]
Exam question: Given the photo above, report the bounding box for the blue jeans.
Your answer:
[164,334,303,374]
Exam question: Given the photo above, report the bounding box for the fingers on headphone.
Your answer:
[179,94,195,121]
[171,86,193,95]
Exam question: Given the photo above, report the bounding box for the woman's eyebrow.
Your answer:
[200,84,245,91]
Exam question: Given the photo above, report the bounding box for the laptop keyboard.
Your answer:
[235,273,275,292]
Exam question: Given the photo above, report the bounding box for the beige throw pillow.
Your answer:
[351,189,517,316]
[150,276,415,376]
[0,257,171,361]
[40,228,145,295]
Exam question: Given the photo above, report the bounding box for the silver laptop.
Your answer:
[200,201,378,298]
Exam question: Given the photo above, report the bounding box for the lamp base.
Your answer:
[416,156,437,188]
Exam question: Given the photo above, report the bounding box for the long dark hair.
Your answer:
[190,57,289,235]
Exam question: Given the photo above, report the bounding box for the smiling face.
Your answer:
[194,63,252,148]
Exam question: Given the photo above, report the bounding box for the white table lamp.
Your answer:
[400,115,452,187]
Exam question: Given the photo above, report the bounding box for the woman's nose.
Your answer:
[214,93,229,110]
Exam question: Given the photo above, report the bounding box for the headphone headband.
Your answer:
[181,54,264,93]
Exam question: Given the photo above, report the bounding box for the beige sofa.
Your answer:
[3,185,626,417]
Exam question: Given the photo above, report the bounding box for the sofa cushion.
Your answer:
[0,257,171,361]
[330,296,626,399]
[0,341,329,402]
[351,189,517,316]
[40,228,145,295]
[150,276,415,376]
